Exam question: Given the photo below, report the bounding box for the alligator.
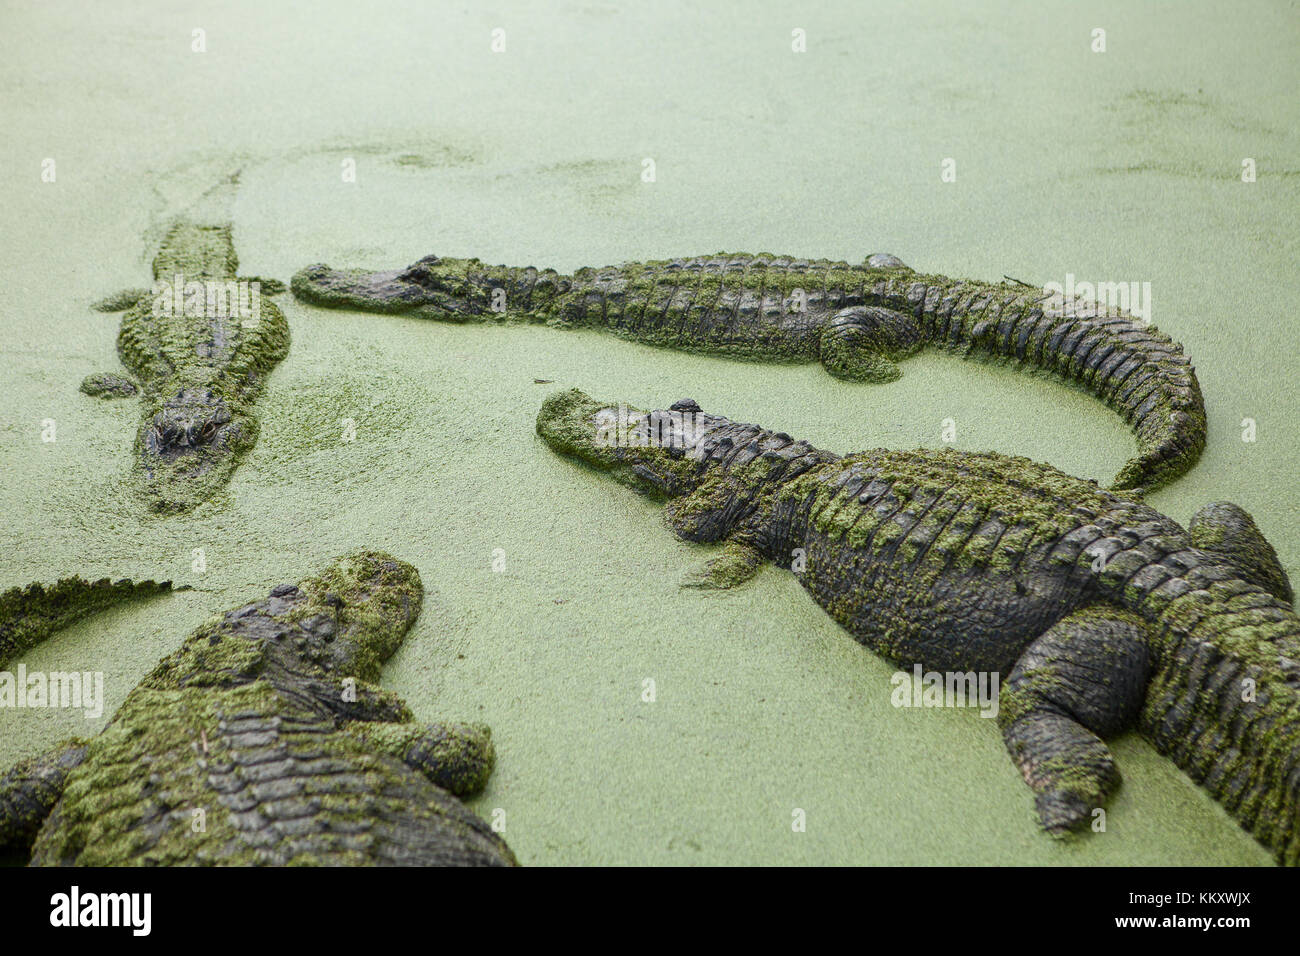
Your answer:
[536,388,1299,863]
[0,551,517,866]
[0,576,171,668]
[293,251,1205,491]
[84,174,290,512]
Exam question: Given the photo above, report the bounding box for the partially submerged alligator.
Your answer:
[0,576,171,668]
[0,551,516,866]
[537,389,1299,863]
[85,174,290,512]
[295,251,1205,491]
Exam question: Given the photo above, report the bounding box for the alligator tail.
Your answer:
[875,271,1208,492]
[1108,355,1206,492]
[979,306,1205,493]
[151,171,242,282]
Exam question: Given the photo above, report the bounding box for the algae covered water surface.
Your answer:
[1,1,1296,865]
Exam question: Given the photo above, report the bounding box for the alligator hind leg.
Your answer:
[1189,501,1293,603]
[0,739,87,854]
[90,288,151,313]
[80,371,138,398]
[819,306,923,383]
[998,605,1151,836]
[343,720,496,796]
[680,539,765,590]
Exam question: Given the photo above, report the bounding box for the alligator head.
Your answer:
[260,550,425,686]
[146,387,234,453]
[291,254,493,319]
[143,550,424,697]
[536,388,731,498]
[137,377,252,512]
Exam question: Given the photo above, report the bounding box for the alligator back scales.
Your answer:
[0,552,516,866]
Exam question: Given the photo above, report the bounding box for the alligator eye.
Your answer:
[201,421,218,441]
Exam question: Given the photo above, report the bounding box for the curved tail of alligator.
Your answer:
[293,252,1205,492]
[851,270,1206,492]
[0,576,171,669]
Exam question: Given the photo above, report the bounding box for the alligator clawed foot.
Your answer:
[1036,790,1097,838]
[80,371,138,398]
[679,539,765,591]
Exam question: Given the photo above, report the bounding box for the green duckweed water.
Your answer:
[1,0,1295,864]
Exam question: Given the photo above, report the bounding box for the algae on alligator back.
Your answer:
[0,576,171,669]
[294,251,1205,492]
[536,388,1299,864]
[83,174,290,513]
[0,551,516,866]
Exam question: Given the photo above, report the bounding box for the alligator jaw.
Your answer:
[290,263,432,314]
[139,450,238,514]
[535,388,714,499]
[535,388,625,471]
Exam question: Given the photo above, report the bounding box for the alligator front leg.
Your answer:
[680,538,765,590]
[236,276,287,296]
[0,740,88,854]
[80,372,138,398]
[83,288,147,398]
[343,721,496,796]
[818,306,923,383]
[663,474,766,589]
[998,605,1151,836]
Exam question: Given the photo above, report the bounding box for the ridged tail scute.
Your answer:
[874,270,1208,492]
[1040,312,1206,493]
[1104,544,1300,864]
[1110,355,1206,493]
[0,577,172,669]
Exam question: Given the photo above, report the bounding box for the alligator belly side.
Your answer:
[798,528,1091,673]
